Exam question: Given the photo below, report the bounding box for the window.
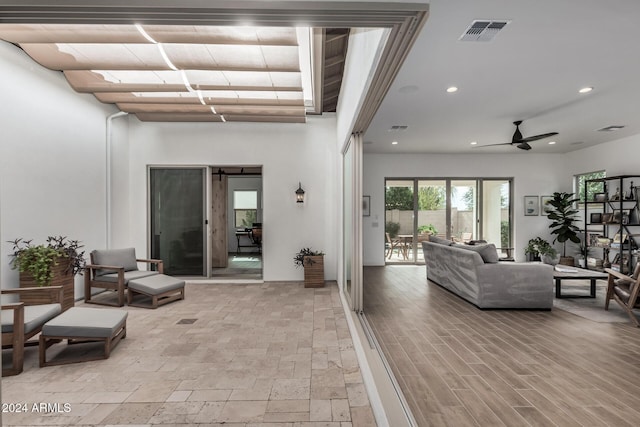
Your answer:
[234,190,258,228]
[575,170,606,202]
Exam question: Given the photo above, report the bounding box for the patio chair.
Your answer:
[385,233,406,259]
[1,286,64,376]
[604,264,640,326]
[84,248,163,307]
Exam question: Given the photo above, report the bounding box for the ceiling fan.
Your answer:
[477,120,558,150]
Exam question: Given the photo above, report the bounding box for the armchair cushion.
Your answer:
[97,270,158,284]
[1,303,61,334]
[92,248,138,276]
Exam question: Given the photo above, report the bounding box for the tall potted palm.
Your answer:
[545,192,581,266]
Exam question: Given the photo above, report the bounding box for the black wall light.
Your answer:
[296,182,305,203]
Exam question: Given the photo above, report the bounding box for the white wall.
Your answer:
[565,134,640,178]
[363,152,572,264]
[0,41,117,297]
[127,116,339,281]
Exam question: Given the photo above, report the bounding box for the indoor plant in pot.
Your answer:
[294,247,325,288]
[8,235,85,311]
[546,191,581,266]
[525,237,557,264]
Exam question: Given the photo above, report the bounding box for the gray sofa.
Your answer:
[422,238,553,309]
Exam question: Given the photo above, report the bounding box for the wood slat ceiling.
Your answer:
[323,28,349,113]
[0,23,315,123]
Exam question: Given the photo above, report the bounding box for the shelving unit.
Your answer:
[583,175,640,273]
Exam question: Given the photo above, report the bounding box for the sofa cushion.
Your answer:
[428,235,454,246]
[92,248,139,276]
[453,243,500,264]
[42,307,127,338]
[128,274,185,295]
[1,303,61,334]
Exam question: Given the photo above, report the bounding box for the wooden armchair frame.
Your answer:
[2,286,63,376]
[84,258,163,307]
[605,266,640,327]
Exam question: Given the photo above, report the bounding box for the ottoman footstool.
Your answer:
[39,307,127,367]
[127,274,185,309]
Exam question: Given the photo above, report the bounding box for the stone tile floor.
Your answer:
[2,282,376,426]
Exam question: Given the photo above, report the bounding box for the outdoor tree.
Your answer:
[385,187,413,210]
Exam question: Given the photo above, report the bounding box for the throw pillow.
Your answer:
[428,235,454,246]
[453,243,499,263]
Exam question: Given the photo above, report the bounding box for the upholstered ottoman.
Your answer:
[127,274,185,309]
[39,307,127,367]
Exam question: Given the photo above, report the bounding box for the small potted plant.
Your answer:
[294,247,325,288]
[8,236,85,311]
[525,237,557,264]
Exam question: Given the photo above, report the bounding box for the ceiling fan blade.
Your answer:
[474,142,513,148]
[516,132,558,144]
[517,141,532,150]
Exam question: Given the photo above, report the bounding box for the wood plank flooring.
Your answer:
[363,265,640,427]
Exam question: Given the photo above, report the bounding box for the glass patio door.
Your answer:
[149,167,207,276]
[481,179,512,259]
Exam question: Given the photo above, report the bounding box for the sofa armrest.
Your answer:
[136,258,164,273]
[476,262,554,308]
[1,286,64,305]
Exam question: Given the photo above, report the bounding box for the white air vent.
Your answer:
[598,125,625,132]
[388,125,408,131]
[460,20,509,42]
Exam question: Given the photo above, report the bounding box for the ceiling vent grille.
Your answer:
[389,125,408,131]
[460,20,509,42]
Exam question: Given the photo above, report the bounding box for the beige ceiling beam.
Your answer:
[95,92,304,106]
[117,102,305,115]
[134,112,306,123]
[0,2,428,28]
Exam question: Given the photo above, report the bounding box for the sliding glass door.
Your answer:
[482,179,512,259]
[149,167,207,276]
[385,177,512,264]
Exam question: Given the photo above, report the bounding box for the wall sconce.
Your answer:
[296,182,305,203]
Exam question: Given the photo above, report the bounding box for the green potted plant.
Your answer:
[8,236,85,311]
[545,192,581,266]
[525,237,557,264]
[294,247,325,288]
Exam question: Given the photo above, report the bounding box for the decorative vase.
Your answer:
[19,259,74,312]
[303,255,325,288]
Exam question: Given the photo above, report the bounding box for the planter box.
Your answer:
[20,260,74,312]
[303,255,325,288]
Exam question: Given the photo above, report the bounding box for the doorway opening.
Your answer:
[210,166,263,279]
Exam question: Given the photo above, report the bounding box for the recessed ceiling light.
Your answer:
[548,141,557,145]
[579,86,593,94]
[391,141,398,145]
[470,141,477,145]
[446,86,458,93]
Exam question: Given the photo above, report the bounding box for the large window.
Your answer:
[575,170,606,202]
[385,178,512,263]
[234,190,258,228]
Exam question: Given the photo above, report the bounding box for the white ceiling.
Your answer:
[365,0,640,154]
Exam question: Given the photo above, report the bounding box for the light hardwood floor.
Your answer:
[363,265,640,427]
